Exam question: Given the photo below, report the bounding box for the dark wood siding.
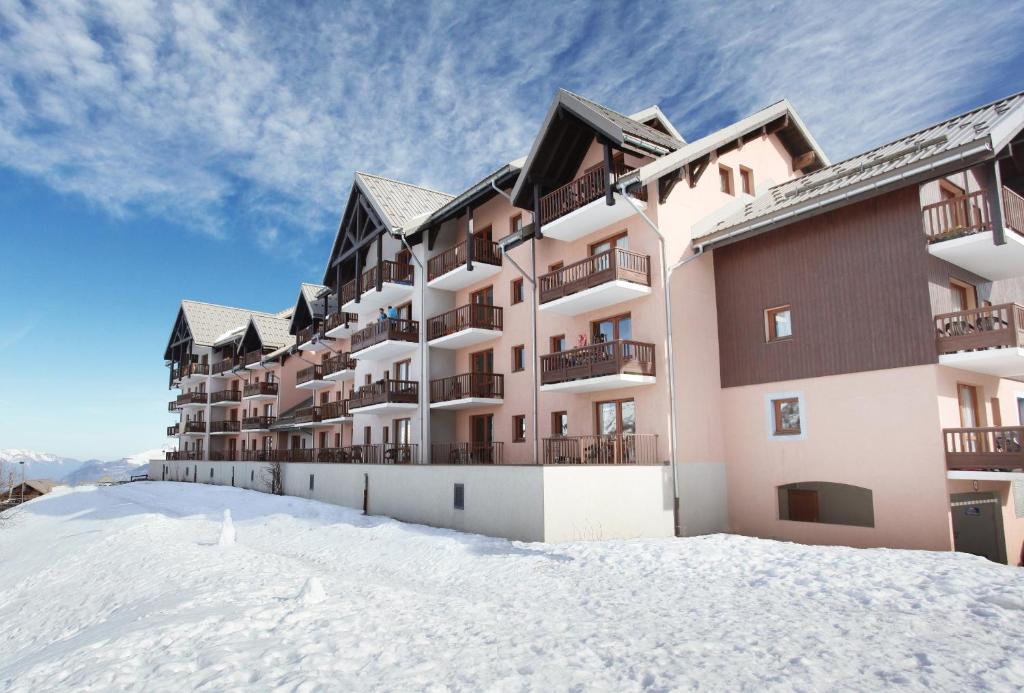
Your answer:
[714,187,938,387]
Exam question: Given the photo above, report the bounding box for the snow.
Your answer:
[1,483,1022,691]
[217,509,235,546]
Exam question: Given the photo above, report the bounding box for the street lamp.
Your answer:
[18,460,24,505]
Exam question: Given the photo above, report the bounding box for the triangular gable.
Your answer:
[321,180,391,285]
[163,306,192,361]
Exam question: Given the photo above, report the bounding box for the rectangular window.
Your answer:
[548,261,563,273]
[765,305,792,342]
[512,345,526,372]
[363,426,372,444]
[309,474,315,491]
[513,415,527,442]
[739,166,754,195]
[210,468,214,478]
[772,397,801,436]
[719,164,734,195]
[454,483,465,510]
[510,214,523,234]
[552,411,568,437]
[550,335,566,353]
[511,278,524,305]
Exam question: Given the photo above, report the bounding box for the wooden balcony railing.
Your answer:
[167,400,178,412]
[363,260,414,290]
[431,442,504,465]
[314,444,419,464]
[324,311,359,333]
[211,357,237,375]
[210,420,241,434]
[543,434,659,465]
[242,416,276,430]
[243,350,268,367]
[539,160,645,225]
[296,365,324,386]
[323,352,356,377]
[539,248,651,304]
[923,189,991,241]
[296,322,322,346]
[294,406,322,425]
[176,391,208,406]
[943,426,1024,470]
[349,378,418,409]
[210,389,242,404]
[1003,186,1024,235]
[427,304,502,340]
[208,451,230,461]
[243,381,278,398]
[166,450,203,461]
[427,236,502,281]
[184,420,207,434]
[540,339,656,385]
[322,400,351,421]
[173,363,209,380]
[351,318,419,353]
[340,279,357,306]
[430,373,504,403]
[166,424,179,436]
[935,303,1024,354]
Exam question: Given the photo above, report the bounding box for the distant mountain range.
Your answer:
[0,446,172,487]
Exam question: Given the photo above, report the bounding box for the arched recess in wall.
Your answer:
[777,481,875,528]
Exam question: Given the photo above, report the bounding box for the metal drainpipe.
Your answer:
[391,230,428,464]
[617,181,704,537]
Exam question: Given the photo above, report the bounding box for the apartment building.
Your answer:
[160,88,1024,561]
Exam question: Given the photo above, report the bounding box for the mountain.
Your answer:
[1,446,173,487]
[64,447,172,485]
[0,450,85,483]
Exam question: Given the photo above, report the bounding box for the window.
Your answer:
[363,426,372,444]
[550,335,566,353]
[770,396,802,437]
[592,314,631,343]
[513,415,527,442]
[739,166,754,195]
[470,285,494,305]
[395,248,412,266]
[382,426,390,444]
[596,399,635,435]
[393,358,411,381]
[949,278,977,311]
[319,431,328,448]
[719,164,734,195]
[512,345,526,372]
[552,411,568,437]
[394,418,411,445]
[510,214,523,234]
[309,474,315,491]
[778,482,874,527]
[474,224,493,242]
[251,470,255,482]
[454,483,465,510]
[765,305,792,342]
[334,432,341,447]
[210,468,214,478]
[511,278,524,305]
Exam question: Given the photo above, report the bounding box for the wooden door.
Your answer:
[470,414,493,463]
[787,489,820,522]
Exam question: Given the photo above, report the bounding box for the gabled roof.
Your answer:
[628,105,685,142]
[289,283,334,334]
[355,172,454,231]
[180,300,269,347]
[697,90,1024,248]
[565,90,686,152]
[406,160,524,234]
[13,479,55,494]
[247,313,293,351]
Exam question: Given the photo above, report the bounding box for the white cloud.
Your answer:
[0,0,1021,250]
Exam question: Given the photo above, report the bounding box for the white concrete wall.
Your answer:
[676,462,729,536]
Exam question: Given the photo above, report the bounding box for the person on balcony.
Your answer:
[387,305,398,320]
[377,307,387,322]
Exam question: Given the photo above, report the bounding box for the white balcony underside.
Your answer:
[242,393,277,401]
[539,281,652,316]
[427,262,502,291]
[324,369,355,382]
[342,282,415,313]
[179,402,206,410]
[928,229,1024,280]
[351,340,418,361]
[245,362,269,370]
[322,416,353,424]
[349,402,419,414]
[241,427,271,433]
[948,469,1024,481]
[939,347,1024,378]
[209,430,237,436]
[430,397,504,411]
[540,374,656,394]
[181,430,205,437]
[298,339,331,353]
[209,400,239,407]
[428,327,502,349]
[179,374,207,386]
[324,323,356,339]
[296,379,332,390]
[542,193,646,242]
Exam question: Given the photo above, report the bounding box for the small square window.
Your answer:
[550,335,566,353]
[719,165,734,195]
[740,166,754,195]
[511,278,524,305]
[772,397,801,436]
[513,415,527,442]
[454,483,465,510]
[765,305,792,342]
[512,345,526,372]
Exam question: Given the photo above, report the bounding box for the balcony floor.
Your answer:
[348,401,418,415]
[928,229,1024,280]
[296,378,332,390]
[209,400,240,408]
[352,340,418,361]
[324,368,355,382]
[540,374,656,394]
[322,414,353,424]
[324,323,357,339]
[342,282,415,313]
[242,393,277,401]
[427,262,502,291]
[298,339,331,353]
[540,280,652,316]
[179,373,207,386]
[948,469,1024,481]
[179,401,206,410]
[939,347,1024,378]
[430,397,504,411]
[244,362,269,370]
[209,430,238,436]
[428,327,502,350]
[543,193,646,243]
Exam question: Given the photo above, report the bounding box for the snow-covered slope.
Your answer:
[0,483,1021,690]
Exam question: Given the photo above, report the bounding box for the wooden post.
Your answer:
[532,183,543,239]
[354,247,363,304]
[604,142,615,206]
[979,161,1007,246]
[376,233,384,290]
[466,205,474,272]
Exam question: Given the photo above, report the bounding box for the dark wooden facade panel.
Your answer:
[714,187,939,388]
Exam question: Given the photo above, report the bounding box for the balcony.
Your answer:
[296,365,331,389]
[538,161,647,242]
[543,434,659,465]
[431,442,504,464]
[210,389,241,406]
[925,186,1024,280]
[427,237,503,290]
[935,304,1024,377]
[210,420,241,435]
[314,444,419,464]
[296,322,330,352]
[176,391,208,408]
[166,424,179,437]
[293,406,323,426]
[175,363,209,384]
[183,420,206,435]
[323,352,357,381]
[342,260,415,312]
[166,450,203,461]
[348,378,418,414]
[427,304,502,349]
[243,349,272,370]
[167,400,178,412]
[242,416,276,431]
[350,318,419,360]
[430,373,504,410]
[943,427,1024,476]
[538,248,652,315]
[324,311,360,339]
[211,357,238,376]
[242,381,279,400]
[321,399,352,423]
[540,340,656,393]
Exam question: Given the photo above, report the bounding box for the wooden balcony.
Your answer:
[349,378,418,413]
[243,349,271,369]
[296,365,330,389]
[313,444,419,464]
[211,357,238,375]
[323,352,357,380]
[426,304,502,348]
[944,427,1024,472]
[925,186,1024,280]
[324,311,360,339]
[176,391,207,407]
[430,373,504,410]
[431,442,504,465]
[321,399,352,422]
[427,237,503,290]
[166,424,179,436]
[935,304,1024,376]
[538,160,648,242]
[296,322,330,352]
[540,339,656,392]
[183,420,206,434]
[538,248,652,315]
[242,416,276,431]
[166,450,203,461]
[210,420,241,434]
[342,260,415,311]
[242,381,278,400]
[350,318,419,359]
[167,400,178,412]
[174,363,209,382]
[210,389,241,406]
[543,434,659,465]
[293,406,323,425]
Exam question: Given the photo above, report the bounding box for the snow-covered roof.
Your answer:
[355,172,454,231]
[180,301,272,348]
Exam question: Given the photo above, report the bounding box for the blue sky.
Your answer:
[1,0,1023,459]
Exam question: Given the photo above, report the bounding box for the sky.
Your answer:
[1,0,1023,460]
